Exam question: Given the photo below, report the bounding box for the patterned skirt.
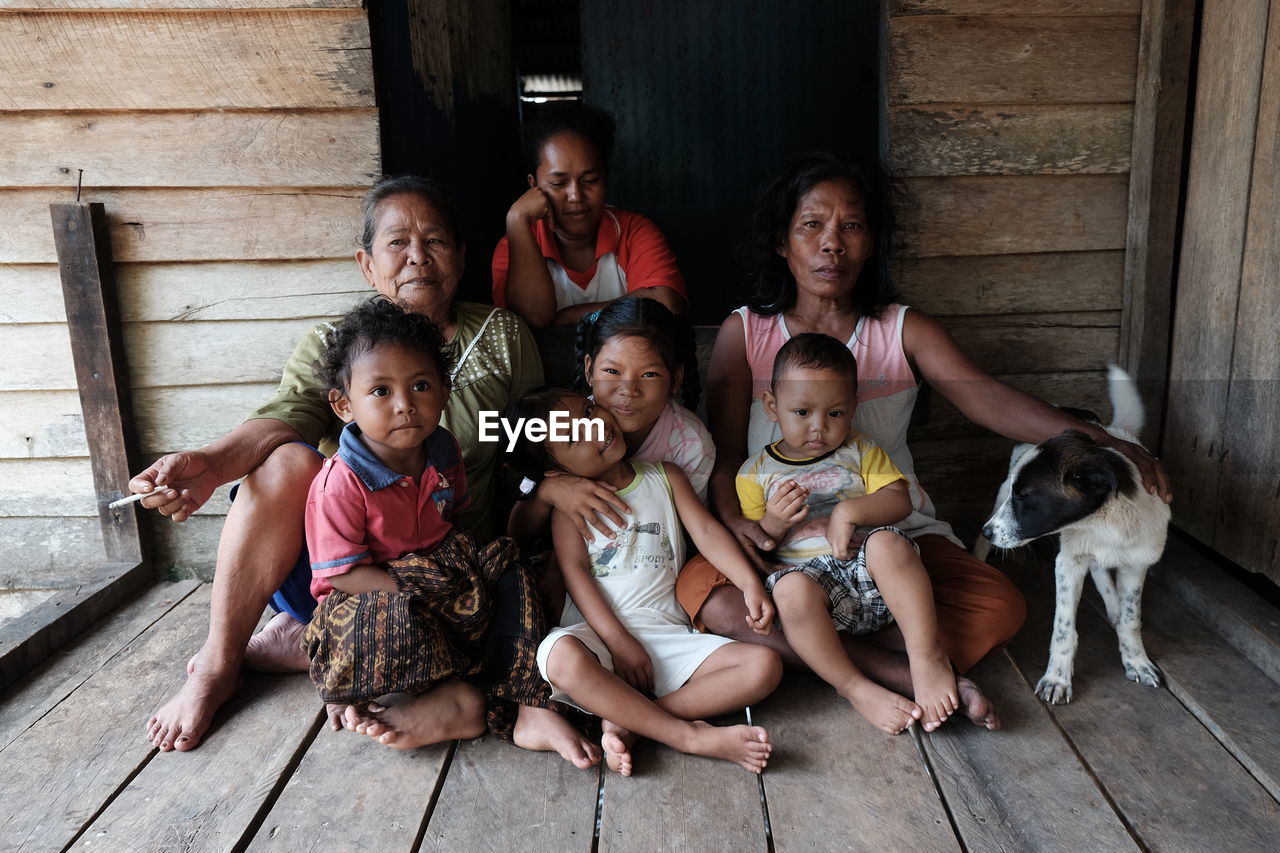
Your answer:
[303,529,559,739]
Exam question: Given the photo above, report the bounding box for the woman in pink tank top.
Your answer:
[679,153,1169,731]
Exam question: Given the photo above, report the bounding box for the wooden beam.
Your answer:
[50,201,146,564]
[1119,0,1196,446]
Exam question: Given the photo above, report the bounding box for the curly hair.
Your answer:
[315,296,453,394]
[359,175,463,252]
[572,296,701,411]
[741,152,898,318]
[523,104,617,175]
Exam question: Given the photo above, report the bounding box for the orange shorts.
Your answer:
[674,535,1026,674]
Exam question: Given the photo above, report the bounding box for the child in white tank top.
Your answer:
[505,388,782,776]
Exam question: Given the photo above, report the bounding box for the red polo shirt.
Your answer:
[305,423,469,602]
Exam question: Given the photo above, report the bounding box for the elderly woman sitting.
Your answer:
[131,176,595,766]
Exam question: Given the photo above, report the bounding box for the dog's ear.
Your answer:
[1067,460,1118,498]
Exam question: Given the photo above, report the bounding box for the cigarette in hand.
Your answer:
[108,487,174,509]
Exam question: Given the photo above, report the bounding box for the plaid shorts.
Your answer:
[764,526,918,635]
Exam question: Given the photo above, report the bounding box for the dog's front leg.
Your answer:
[1089,561,1120,627]
[1114,564,1162,688]
[1037,554,1091,704]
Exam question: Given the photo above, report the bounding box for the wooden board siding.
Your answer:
[0,2,377,577]
[885,5,1142,540]
[1164,0,1280,581]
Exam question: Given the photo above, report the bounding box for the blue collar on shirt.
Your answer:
[337,422,412,492]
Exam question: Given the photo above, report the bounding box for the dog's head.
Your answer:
[983,430,1137,548]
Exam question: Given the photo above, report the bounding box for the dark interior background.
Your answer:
[372,0,881,324]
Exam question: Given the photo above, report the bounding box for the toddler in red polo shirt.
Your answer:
[301,297,558,750]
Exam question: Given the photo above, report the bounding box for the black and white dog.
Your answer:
[981,366,1171,704]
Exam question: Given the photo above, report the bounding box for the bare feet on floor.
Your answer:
[910,650,960,732]
[843,679,922,735]
[362,681,486,750]
[601,720,637,776]
[513,705,601,769]
[325,701,384,732]
[957,676,1001,730]
[243,611,310,673]
[687,721,772,773]
[145,652,242,752]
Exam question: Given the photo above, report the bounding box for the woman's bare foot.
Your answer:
[145,650,242,752]
[842,679,922,735]
[686,721,772,773]
[910,650,960,732]
[601,720,637,776]
[365,681,486,750]
[324,702,384,732]
[243,612,309,672]
[957,676,1001,730]
[513,705,601,769]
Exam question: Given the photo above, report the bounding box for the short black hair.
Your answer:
[360,175,463,251]
[315,296,453,394]
[742,152,897,318]
[523,104,617,175]
[501,386,577,481]
[771,333,858,391]
[573,296,700,410]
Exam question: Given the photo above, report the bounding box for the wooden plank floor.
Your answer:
[2,535,1278,852]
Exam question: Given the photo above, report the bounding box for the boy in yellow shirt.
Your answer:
[736,333,959,734]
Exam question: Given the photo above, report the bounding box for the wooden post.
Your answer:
[49,202,147,565]
[1121,0,1197,448]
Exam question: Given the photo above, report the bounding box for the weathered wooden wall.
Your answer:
[0,1,379,580]
[885,0,1142,538]
[1163,0,1280,583]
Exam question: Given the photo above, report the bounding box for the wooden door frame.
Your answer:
[1120,0,1198,448]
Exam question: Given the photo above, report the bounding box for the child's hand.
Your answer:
[764,479,809,531]
[606,632,655,694]
[743,585,775,636]
[827,499,862,561]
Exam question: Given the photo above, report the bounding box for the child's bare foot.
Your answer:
[957,676,1001,730]
[686,722,772,773]
[513,705,601,769]
[243,612,310,672]
[145,650,242,752]
[364,681,486,750]
[325,702,383,732]
[910,650,960,732]
[843,680,922,735]
[601,720,637,776]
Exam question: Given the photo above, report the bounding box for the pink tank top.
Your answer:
[735,305,958,543]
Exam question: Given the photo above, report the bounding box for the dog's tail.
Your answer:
[1107,364,1145,436]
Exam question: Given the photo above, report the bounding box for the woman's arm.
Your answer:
[129,417,305,522]
[902,309,1171,500]
[551,509,654,691]
[665,464,774,634]
[502,189,559,330]
[705,314,776,565]
[551,285,687,327]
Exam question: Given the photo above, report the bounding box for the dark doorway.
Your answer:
[372,0,881,322]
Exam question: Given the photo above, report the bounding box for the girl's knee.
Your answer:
[544,636,592,684]
[744,644,783,691]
